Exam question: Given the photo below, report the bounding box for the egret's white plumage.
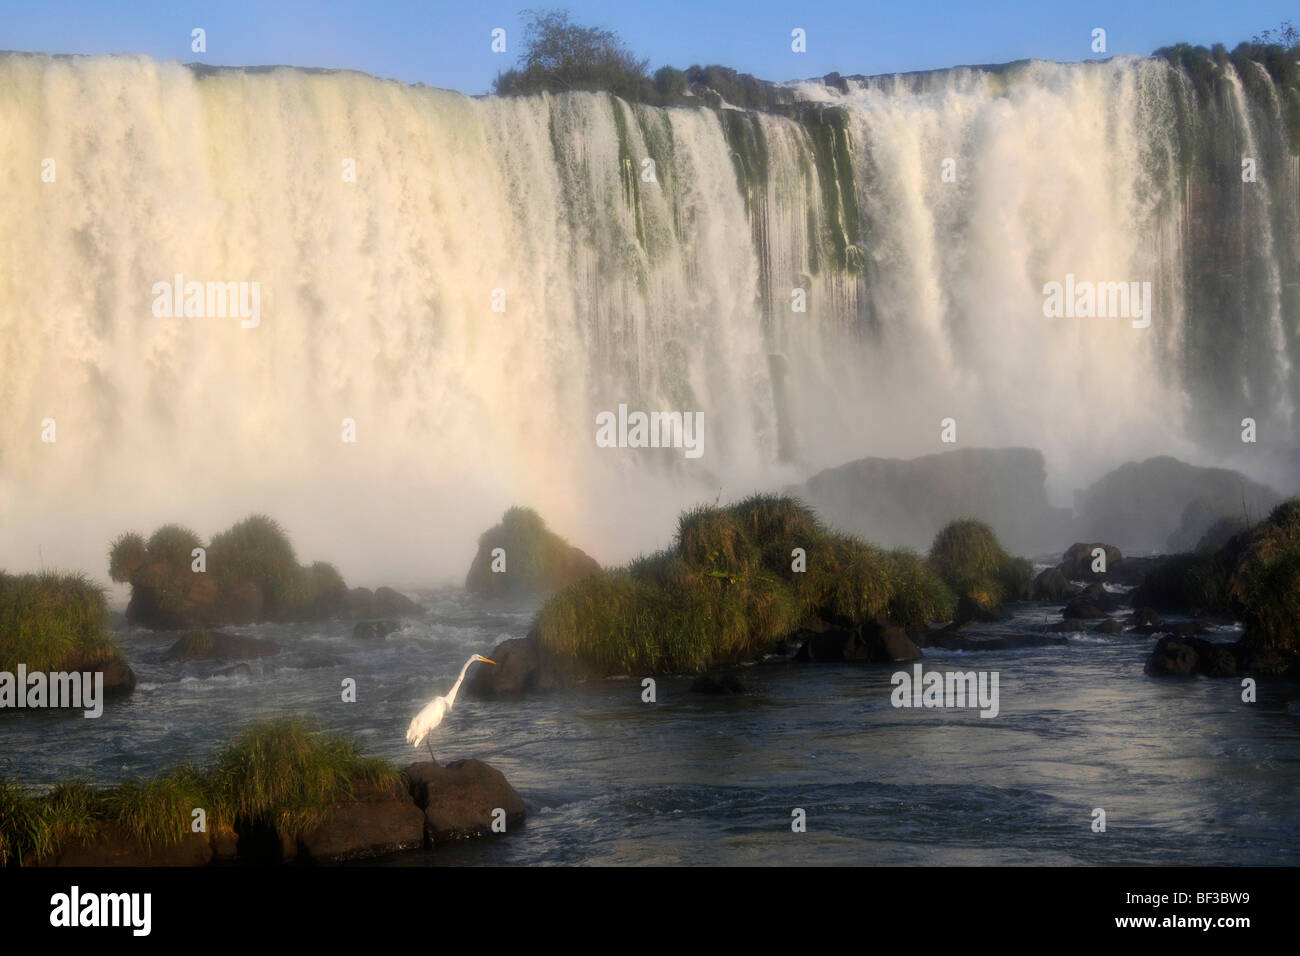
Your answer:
[406,653,495,759]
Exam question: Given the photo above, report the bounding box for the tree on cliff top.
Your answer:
[494,8,653,99]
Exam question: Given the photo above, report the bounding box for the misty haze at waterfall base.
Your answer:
[3,34,1300,871]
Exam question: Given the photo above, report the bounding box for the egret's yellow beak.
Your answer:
[483,658,497,665]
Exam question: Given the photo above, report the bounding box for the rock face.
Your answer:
[1075,457,1281,553]
[795,621,921,663]
[795,447,1075,555]
[161,630,279,662]
[465,507,600,597]
[404,760,526,844]
[467,631,572,699]
[297,780,426,864]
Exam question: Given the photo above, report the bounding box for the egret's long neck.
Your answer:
[444,658,476,710]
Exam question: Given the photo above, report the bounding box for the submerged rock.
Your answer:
[161,629,279,662]
[353,619,400,641]
[691,673,748,694]
[404,759,526,844]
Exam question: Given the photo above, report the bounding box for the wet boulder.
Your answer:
[353,619,400,641]
[1058,543,1123,582]
[161,629,279,662]
[1032,567,1079,601]
[404,759,526,844]
[467,631,572,699]
[297,779,426,864]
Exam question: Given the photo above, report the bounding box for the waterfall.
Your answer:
[0,52,1295,581]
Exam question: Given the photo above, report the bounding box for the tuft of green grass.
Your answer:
[1232,499,1300,654]
[535,496,962,676]
[207,718,397,842]
[928,519,1028,608]
[108,533,148,583]
[883,550,958,627]
[1,719,397,865]
[208,515,300,618]
[0,571,118,673]
[1135,553,1233,615]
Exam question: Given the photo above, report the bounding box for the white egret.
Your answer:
[406,653,496,762]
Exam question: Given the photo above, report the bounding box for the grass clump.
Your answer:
[111,515,349,628]
[929,519,1029,608]
[535,494,956,676]
[208,718,397,842]
[0,718,396,865]
[1133,553,1233,615]
[0,572,118,673]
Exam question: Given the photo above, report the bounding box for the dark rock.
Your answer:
[927,631,1069,650]
[353,619,400,641]
[1197,643,1238,678]
[1236,647,1296,678]
[795,621,921,663]
[690,673,747,694]
[404,759,526,844]
[161,630,279,662]
[1033,567,1080,601]
[1047,619,1090,632]
[1063,599,1107,620]
[1166,620,1208,636]
[954,595,1011,625]
[1094,618,1123,634]
[1059,542,1123,581]
[467,631,572,699]
[97,656,136,696]
[1145,636,1200,677]
[1130,607,1163,633]
[373,587,421,616]
[51,825,213,866]
[298,780,426,863]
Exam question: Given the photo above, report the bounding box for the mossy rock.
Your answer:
[465,507,600,597]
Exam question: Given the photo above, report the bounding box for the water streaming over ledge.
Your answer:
[1,53,1296,581]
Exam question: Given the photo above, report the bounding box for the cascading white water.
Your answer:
[0,52,1293,582]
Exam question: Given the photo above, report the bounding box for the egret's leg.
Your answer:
[425,740,436,764]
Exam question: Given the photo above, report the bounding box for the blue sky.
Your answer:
[2,1,1294,93]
